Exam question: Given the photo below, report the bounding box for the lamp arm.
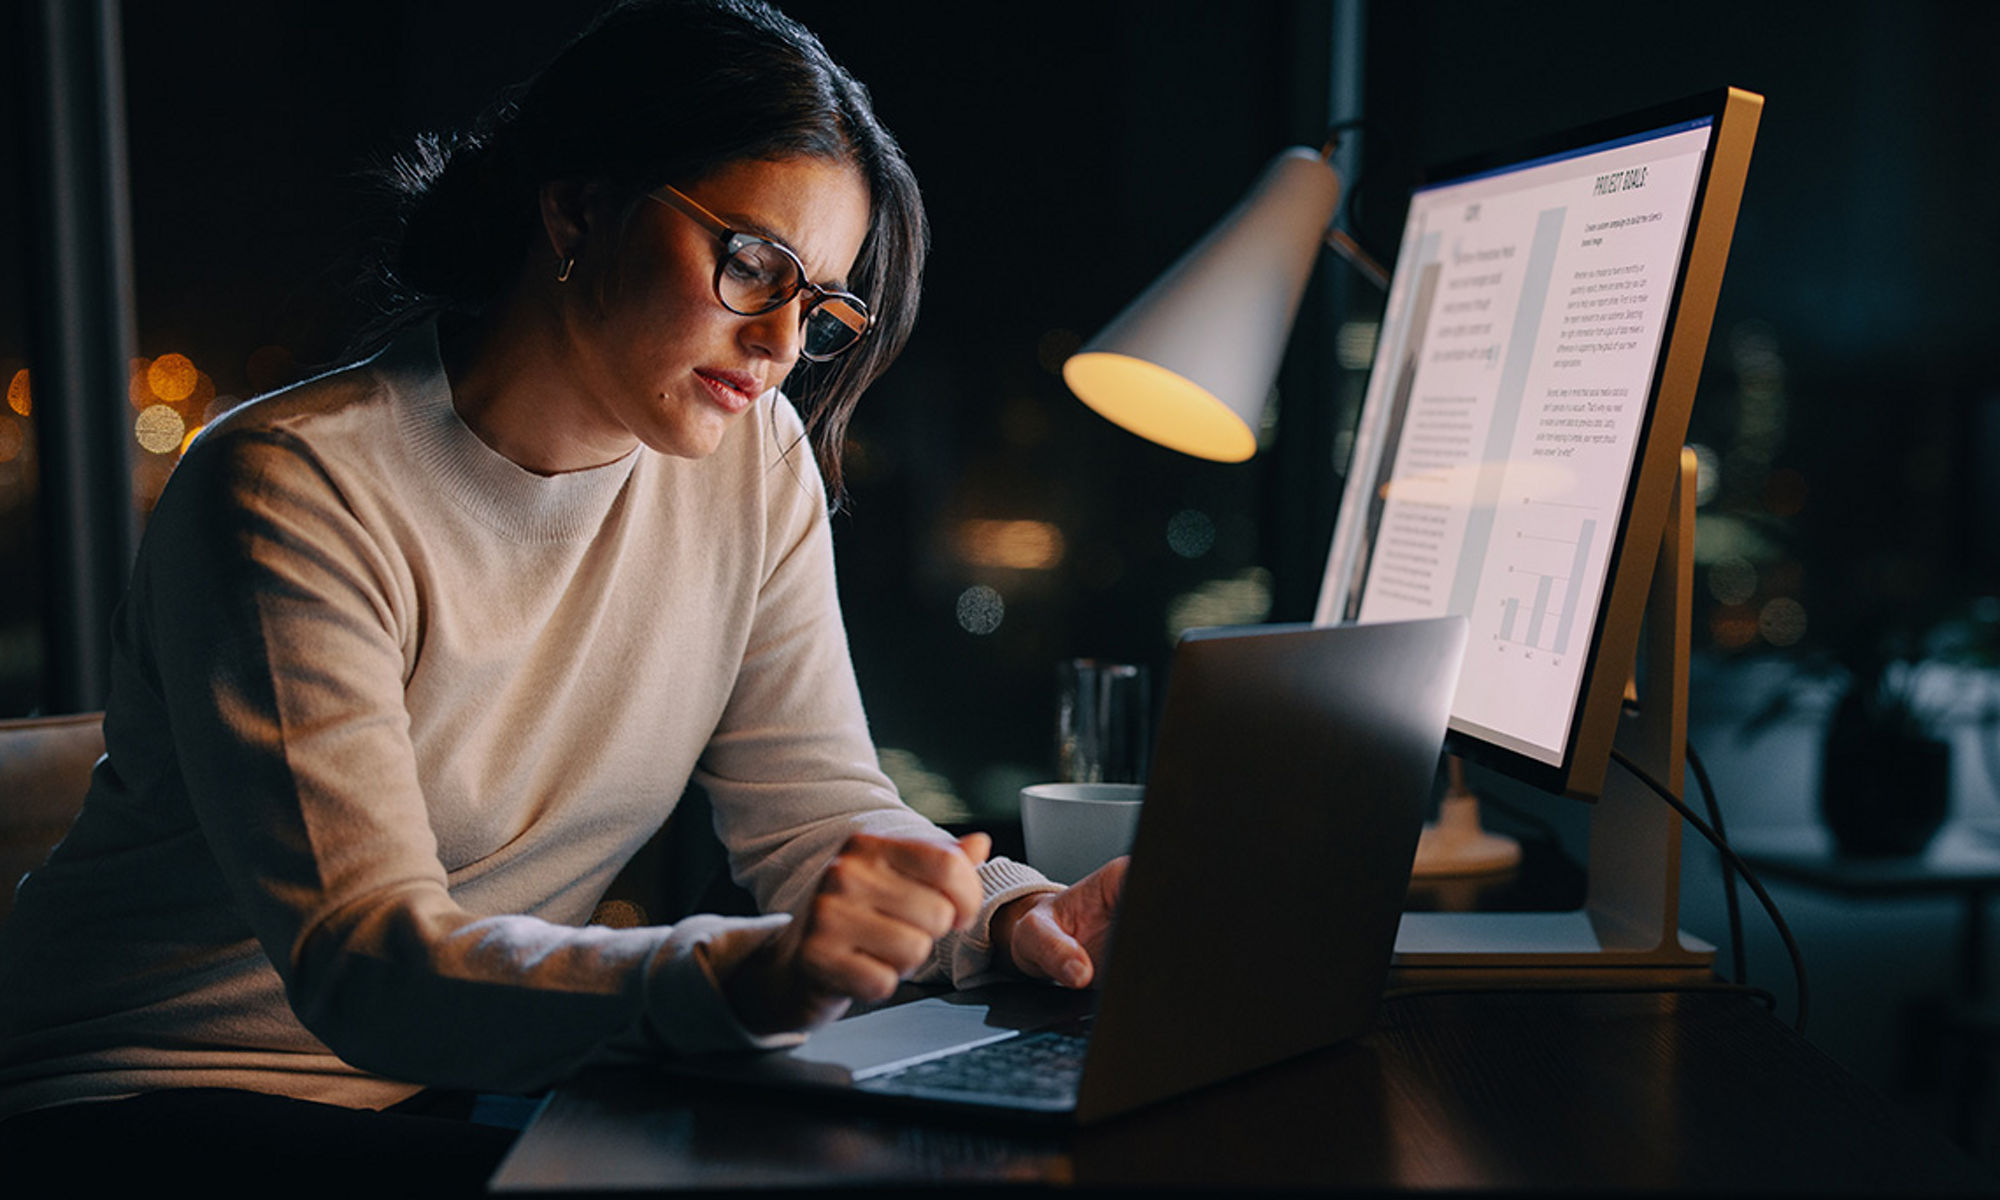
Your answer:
[1317,124,1391,294]
[1324,226,1390,293]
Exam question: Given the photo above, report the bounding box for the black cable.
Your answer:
[1610,747,1809,1034]
[1685,739,1747,987]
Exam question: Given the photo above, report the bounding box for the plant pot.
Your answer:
[1819,723,1950,858]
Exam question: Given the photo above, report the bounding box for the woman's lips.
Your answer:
[694,368,759,414]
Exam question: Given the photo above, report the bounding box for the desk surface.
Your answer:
[491,988,1995,1193]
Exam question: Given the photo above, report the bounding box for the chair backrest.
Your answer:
[0,712,105,924]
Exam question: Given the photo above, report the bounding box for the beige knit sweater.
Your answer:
[0,327,1053,1117]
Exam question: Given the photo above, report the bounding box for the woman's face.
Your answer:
[559,154,872,463]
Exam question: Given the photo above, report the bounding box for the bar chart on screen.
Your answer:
[1494,498,1600,663]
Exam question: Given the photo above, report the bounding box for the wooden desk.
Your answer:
[490,988,1994,1193]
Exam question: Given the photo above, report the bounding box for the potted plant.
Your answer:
[1745,600,1999,858]
[1818,644,1952,857]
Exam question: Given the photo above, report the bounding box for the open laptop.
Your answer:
[665,616,1467,1124]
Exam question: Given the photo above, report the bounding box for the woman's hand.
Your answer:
[990,856,1127,989]
[722,832,990,1035]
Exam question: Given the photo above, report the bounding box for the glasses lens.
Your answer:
[717,239,801,315]
[802,295,869,361]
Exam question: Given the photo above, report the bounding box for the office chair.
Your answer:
[0,712,104,925]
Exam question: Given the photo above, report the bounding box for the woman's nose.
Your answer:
[739,297,806,365]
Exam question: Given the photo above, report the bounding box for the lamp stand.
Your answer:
[1410,757,1522,878]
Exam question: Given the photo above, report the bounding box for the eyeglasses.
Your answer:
[646,184,873,362]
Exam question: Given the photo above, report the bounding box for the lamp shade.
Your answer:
[1063,148,1340,462]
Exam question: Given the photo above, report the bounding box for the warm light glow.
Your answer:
[188,370,217,412]
[181,424,205,455]
[129,360,157,409]
[1063,352,1256,463]
[6,369,28,416]
[0,417,22,464]
[1709,605,1759,650]
[134,404,186,455]
[149,353,198,403]
[1164,568,1273,642]
[952,518,1065,571]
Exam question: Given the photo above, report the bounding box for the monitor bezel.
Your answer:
[1319,86,1763,801]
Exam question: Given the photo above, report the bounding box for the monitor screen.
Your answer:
[1315,90,1761,799]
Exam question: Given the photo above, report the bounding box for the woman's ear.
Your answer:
[538,179,596,266]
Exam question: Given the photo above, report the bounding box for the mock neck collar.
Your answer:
[385,322,641,543]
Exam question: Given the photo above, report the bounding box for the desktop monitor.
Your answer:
[1315,88,1763,806]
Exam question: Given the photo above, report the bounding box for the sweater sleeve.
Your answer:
[139,426,794,1094]
[691,419,1061,985]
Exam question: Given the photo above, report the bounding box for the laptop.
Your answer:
[665,616,1467,1124]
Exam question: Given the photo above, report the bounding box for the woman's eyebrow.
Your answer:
[720,211,852,290]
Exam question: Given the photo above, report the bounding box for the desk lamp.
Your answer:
[1062,146,1339,463]
[1061,142,1518,879]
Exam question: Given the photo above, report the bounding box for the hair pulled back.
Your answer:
[377,0,926,502]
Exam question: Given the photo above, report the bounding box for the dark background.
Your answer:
[5,2,1995,776]
[4,0,2000,1164]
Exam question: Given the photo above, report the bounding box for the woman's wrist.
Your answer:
[987,893,1043,975]
[712,923,850,1037]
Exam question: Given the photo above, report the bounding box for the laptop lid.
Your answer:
[1074,615,1466,1120]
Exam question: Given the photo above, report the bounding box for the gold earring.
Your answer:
[556,256,575,284]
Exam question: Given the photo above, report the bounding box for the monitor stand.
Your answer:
[1392,449,1714,980]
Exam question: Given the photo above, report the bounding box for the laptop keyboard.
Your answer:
[863,1026,1091,1104]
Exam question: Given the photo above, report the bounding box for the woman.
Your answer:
[0,0,1122,1186]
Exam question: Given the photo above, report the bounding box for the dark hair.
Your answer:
[371,0,926,503]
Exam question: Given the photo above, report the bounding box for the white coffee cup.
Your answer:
[1020,782,1144,885]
